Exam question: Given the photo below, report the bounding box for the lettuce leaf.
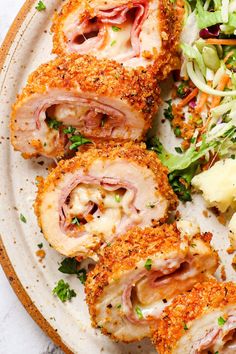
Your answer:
[196,0,222,29]
[147,123,236,201]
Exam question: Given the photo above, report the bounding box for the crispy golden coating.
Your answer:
[151,0,183,80]
[11,55,161,149]
[10,55,161,158]
[35,141,177,225]
[85,223,212,337]
[152,281,236,354]
[52,0,183,79]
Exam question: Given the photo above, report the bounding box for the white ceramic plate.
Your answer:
[0,1,235,353]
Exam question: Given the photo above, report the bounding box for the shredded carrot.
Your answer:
[177,87,199,108]
[224,50,235,63]
[210,73,230,109]
[195,91,209,113]
[206,39,236,45]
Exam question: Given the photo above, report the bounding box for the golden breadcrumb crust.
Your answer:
[35,142,177,226]
[150,0,183,80]
[85,223,213,339]
[51,0,183,79]
[11,55,160,152]
[152,281,236,354]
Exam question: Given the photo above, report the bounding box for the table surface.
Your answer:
[0,1,62,353]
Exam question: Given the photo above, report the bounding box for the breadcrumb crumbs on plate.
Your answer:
[36,249,46,262]
[202,210,209,218]
[220,265,227,281]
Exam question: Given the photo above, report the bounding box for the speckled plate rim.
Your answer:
[0,2,72,352]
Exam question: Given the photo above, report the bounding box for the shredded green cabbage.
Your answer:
[187,62,236,96]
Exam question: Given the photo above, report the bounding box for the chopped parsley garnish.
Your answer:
[218,316,226,326]
[37,243,43,249]
[58,258,87,285]
[112,26,121,32]
[77,269,87,285]
[144,259,152,271]
[135,306,143,319]
[36,0,46,11]
[191,243,197,248]
[215,352,219,354]
[53,279,76,302]
[58,258,79,275]
[111,40,117,46]
[183,322,188,330]
[175,147,183,154]
[71,217,80,226]
[46,118,62,130]
[168,171,193,202]
[63,126,76,134]
[20,213,27,223]
[177,83,189,98]
[69,134,92,150]
[174,127,181,137]
[116,304,122,309]
[164,99,174,121]
[115,194,121,203]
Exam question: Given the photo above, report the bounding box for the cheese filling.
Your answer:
[65,183,140,240]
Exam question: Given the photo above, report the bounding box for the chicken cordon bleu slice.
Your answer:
[11,55,160,158]
[152,281,236,354]
[85,223,218,342]
[52,0,182,75]
[34,143,177,258]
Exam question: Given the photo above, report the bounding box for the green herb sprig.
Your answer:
[53,279,76,302]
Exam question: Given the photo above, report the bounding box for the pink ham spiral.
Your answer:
[52,0,182,74]
[35,142,177,259]
[10,55,160,158]
[85,224,218,342]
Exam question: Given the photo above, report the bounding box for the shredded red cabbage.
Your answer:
[199,24,220,39]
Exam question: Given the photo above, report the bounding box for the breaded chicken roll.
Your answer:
[52,0,181,73]
[11,55,159,158]
[152,281,236,354]
[35,143,177,259]
[85,223,218,342]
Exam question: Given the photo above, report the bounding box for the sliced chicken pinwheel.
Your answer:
[152,281,236,354]
[35,143,177,259]
[52,0,181,74]
[11,55,160,158]
[85,223,218,342]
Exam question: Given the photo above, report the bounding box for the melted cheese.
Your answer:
[52,104,89,125]
[101,21,133,60]
[68,184,136,239]
[192,159,236,213]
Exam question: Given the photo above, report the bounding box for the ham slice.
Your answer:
[85,223,218,342]
[10,55,160,158]
[52,0,181,72]
[152,281,236,354]
[34,143,177,259]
